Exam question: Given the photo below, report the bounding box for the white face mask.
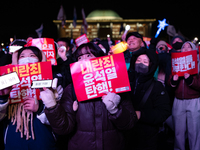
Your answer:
[18,57,39,64]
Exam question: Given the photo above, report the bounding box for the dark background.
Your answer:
[0,0,199,44]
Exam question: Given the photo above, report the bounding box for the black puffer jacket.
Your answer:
[127,48,171,150]
[45,84,137,150]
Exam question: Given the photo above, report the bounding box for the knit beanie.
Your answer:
[156,40,167,49]
[181,41,197,51]
[171,35,185,45]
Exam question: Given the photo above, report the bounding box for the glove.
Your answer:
[184,74,193,85]
[40,88,56,108]
[102,92,121,114]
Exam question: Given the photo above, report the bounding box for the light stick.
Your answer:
[124,25,130,35]
[155,18,168,38]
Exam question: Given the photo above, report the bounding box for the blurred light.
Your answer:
[1,43,4,46]
[125,25,130,31]
[194,37,198,41]
[10,38,14,43]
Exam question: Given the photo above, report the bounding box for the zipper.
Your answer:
[134,77,139,95]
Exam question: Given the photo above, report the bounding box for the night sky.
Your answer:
[0,0,199,44]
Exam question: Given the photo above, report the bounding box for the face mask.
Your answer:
[172,42,183,50]
[135,63,149,74]
[18,57,39,64]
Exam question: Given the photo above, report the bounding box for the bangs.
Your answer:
[73,42,105,61]
[75,46,92,58]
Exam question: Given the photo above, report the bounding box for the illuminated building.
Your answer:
[53,9,156,40]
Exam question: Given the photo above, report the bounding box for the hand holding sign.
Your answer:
[23,96,39,112]
[102,92,121,114]
[171,50,198,76]
[39,78,58,108]
[70,53,131,102]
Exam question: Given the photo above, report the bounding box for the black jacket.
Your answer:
[52,56,73,89]
[127,48,171,150]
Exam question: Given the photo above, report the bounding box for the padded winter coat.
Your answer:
[45,84,138,150]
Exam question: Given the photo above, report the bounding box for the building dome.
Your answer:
[86,10,123,20]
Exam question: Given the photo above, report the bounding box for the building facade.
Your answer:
[53,10,156,41]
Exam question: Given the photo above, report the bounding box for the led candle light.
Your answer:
[111,42,128,54]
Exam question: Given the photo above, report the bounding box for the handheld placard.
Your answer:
[0,72,20,90]
[31,80,52,89]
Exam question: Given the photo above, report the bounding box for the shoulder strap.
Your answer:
[138,80,155,109]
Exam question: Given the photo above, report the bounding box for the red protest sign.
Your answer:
[75,34,89,47]
[26,38,57,65]
[70,53,131,102]
[0,62,53,104]
[171,50,198,76]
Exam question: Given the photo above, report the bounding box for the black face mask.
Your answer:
[135,63,149,74]
[172,42,183,50]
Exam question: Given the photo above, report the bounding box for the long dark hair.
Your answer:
[17,46,43,62]
[73,42,105,61]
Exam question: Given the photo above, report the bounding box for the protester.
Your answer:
[41,42,138,150]
[156,40,174,103]
[127,47,171,150]
[170,35,185,53]
[0,46,58,150]
[169,41,200,150]
[124,32,144,70]
[106,34,114,47]
[54,37,74,89]
[96,39,110,55]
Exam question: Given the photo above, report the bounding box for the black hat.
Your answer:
[125,32,143,42]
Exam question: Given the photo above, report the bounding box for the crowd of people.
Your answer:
[0,30,199,150]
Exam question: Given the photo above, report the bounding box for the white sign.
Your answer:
[0,72,20,90]
[31,80,52,88]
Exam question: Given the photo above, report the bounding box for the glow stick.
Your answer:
[155,18,168,38]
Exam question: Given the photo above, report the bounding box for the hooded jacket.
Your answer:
[127,48,171,149]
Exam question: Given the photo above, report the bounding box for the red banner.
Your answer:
[171,50,198,76]
[0,62,53,104]
[75,34,89,47]
[70,53,131,102]
[26,38,57,65]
